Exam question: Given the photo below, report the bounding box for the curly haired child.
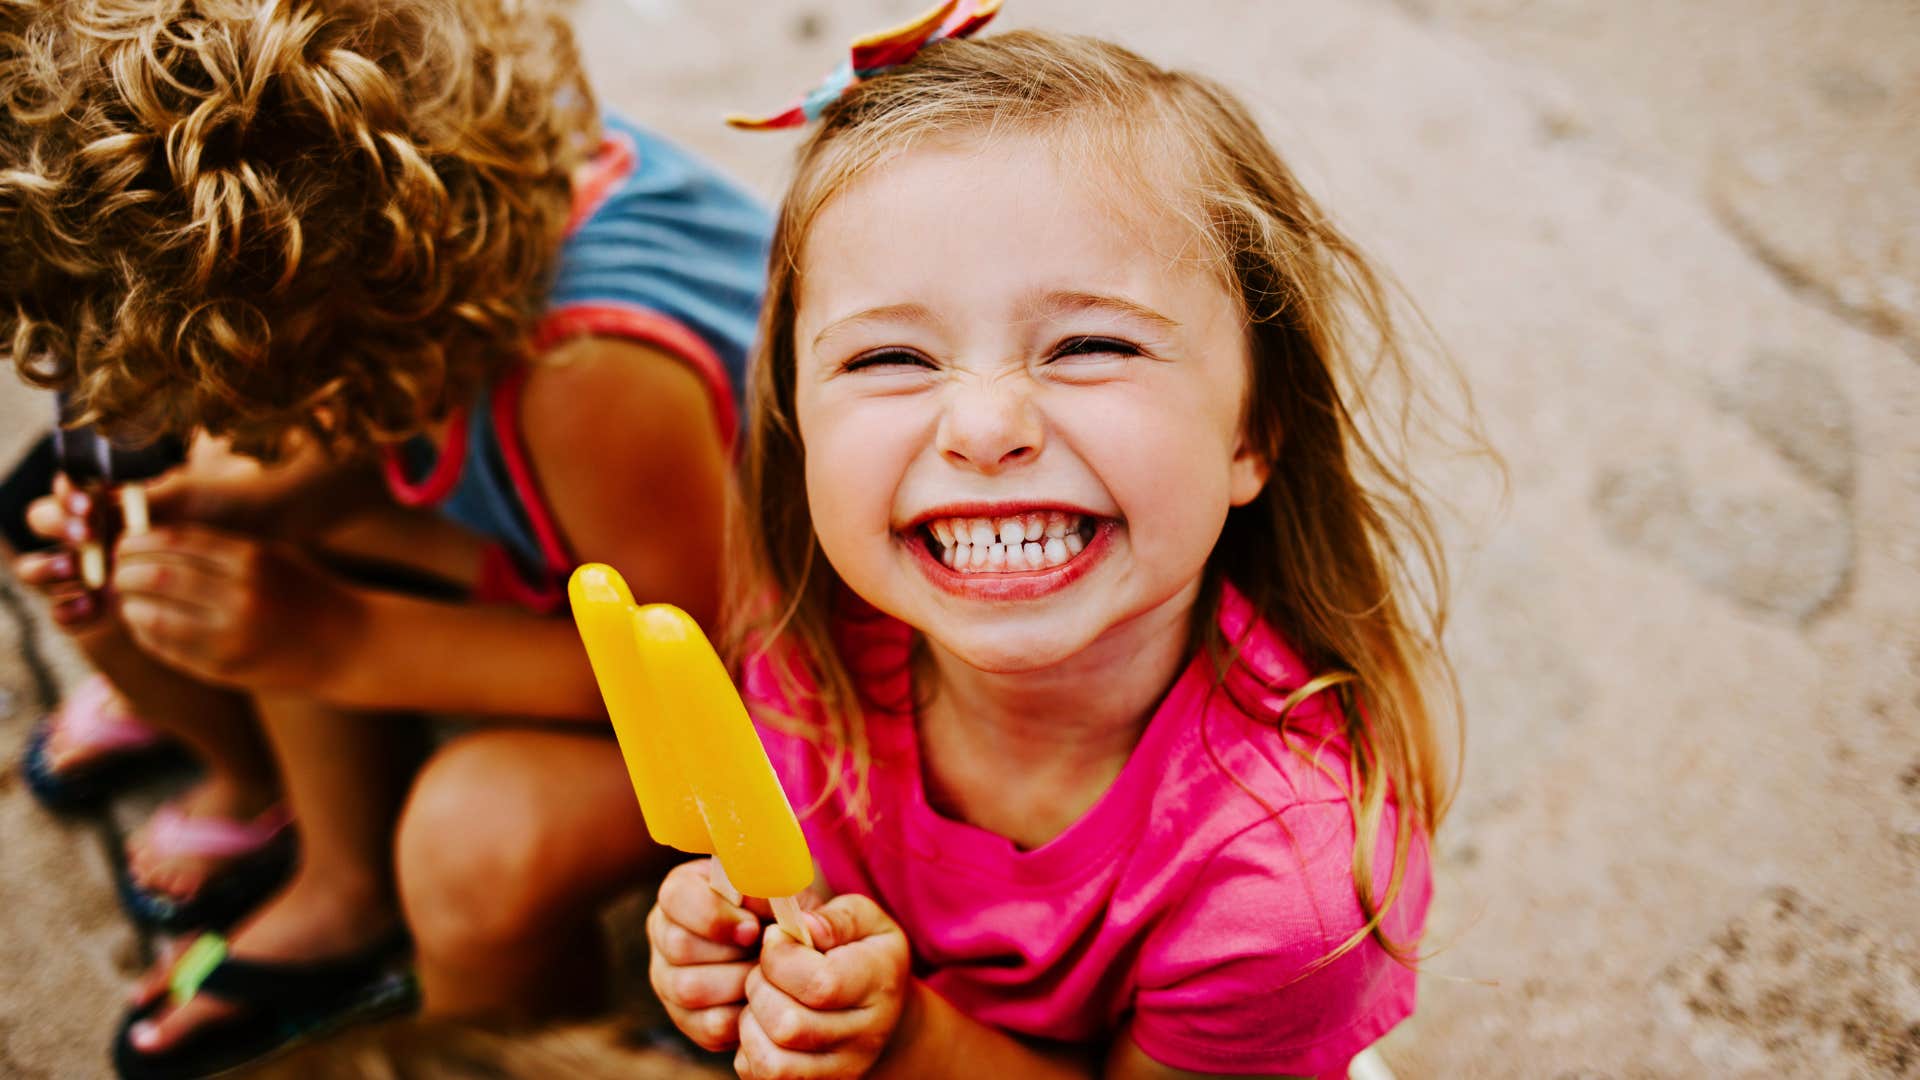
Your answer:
[1,0,768,1074]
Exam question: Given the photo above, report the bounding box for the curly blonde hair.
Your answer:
[737,30,1480,971]
[0,0,596,456]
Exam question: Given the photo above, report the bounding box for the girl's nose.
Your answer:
[935,378,1043,473]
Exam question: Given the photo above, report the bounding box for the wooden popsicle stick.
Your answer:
[768,896,815,950]
[120,481,150,535]
[706,857,743,906]
[79,541,107,589]
[707,859,815,950]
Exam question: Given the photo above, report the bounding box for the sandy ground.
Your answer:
[2,1,1916,1076]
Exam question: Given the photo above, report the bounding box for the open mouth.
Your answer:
[915,511,1100,574]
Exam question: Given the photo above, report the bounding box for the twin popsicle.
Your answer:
[568,564,816,948]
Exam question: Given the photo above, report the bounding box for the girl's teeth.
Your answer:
[926,512,1095,573]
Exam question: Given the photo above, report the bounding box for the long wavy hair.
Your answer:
[0,0,595,456]
[734,29,1478,968]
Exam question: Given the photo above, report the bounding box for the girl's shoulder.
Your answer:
[1115,588,1431,1069]
[1150,584,1366,820]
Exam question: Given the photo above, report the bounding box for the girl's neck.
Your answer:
[914,583,1202,848]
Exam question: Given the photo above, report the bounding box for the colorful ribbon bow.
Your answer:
[726,0,1005,130]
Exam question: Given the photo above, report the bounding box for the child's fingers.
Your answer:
[119,596,221,667]
[25,491,78,543]
[115,524,250,570]
[649,950,754,1013]
[49,590,101,628]
[757,914,871,1012]
[646,900,752,966]
[110,556,231,608]
[12,550,78,588]
[657,860,762,948]
[742,963,875,1053]
[798,893,896,953]
[668,1003,744,1054]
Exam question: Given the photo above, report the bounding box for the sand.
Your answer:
[2,1,1914,1075]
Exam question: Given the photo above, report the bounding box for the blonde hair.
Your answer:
[734,29,1472,968]
[0,0,595,456]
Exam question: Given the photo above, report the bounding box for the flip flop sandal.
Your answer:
[117,804,297,932]
[111,930,418,1080]
[19,675,188,813]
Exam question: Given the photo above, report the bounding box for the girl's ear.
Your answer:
[1228,436,1271,507]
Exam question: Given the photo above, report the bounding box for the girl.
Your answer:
[1,0,766,1074]
[648,23,1463,1080]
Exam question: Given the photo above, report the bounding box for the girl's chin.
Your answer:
[921,622,1102,676]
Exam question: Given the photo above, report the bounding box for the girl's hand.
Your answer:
[109,525,362,691]
[738,894,913,1080]
[647,858,766,1051]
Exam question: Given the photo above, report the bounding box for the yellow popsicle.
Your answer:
[568,565,815,947]
[629,603,815,901]
[567,565,709,852]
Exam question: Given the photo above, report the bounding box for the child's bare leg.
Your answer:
[396,729,669,1020]
[127,692,419,1053]
[68,620,281,896]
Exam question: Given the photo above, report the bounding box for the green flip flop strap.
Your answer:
[168,933,228,1007]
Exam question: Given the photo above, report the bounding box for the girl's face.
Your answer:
[793,133,1269,674]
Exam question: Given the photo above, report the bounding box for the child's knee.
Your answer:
[396,738,571,951]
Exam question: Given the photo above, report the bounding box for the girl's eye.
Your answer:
[1049,336,1140,361]
[842,348,935,373]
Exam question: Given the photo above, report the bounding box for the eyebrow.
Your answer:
[808,291,1182,352]
[811,302,937,351]
[1029,290,1182,333]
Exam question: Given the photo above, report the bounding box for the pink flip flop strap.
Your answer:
[145,804,294,860]
[54,675,163,754]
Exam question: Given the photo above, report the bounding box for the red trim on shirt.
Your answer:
[473,542,566,614]
[381,407,469,508]
[486,364,576,582]
[532,302,740,449]
[566,132,638,235]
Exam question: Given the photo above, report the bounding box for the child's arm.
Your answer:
[109,338,730,720]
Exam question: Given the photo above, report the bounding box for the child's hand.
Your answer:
[109,525,361,691]
[737,894,912,1080]
[15,476,110,629]
[11,545,102,628]
[647,857,767,1051]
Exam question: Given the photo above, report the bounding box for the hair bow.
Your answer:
[726,0,1004,130]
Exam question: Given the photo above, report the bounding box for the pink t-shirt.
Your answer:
[744,585,1430,1077]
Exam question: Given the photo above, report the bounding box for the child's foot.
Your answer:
[121,873,407,1060]
[124,780,284,906]
[40,678,157,771]
[19,675,182,811]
